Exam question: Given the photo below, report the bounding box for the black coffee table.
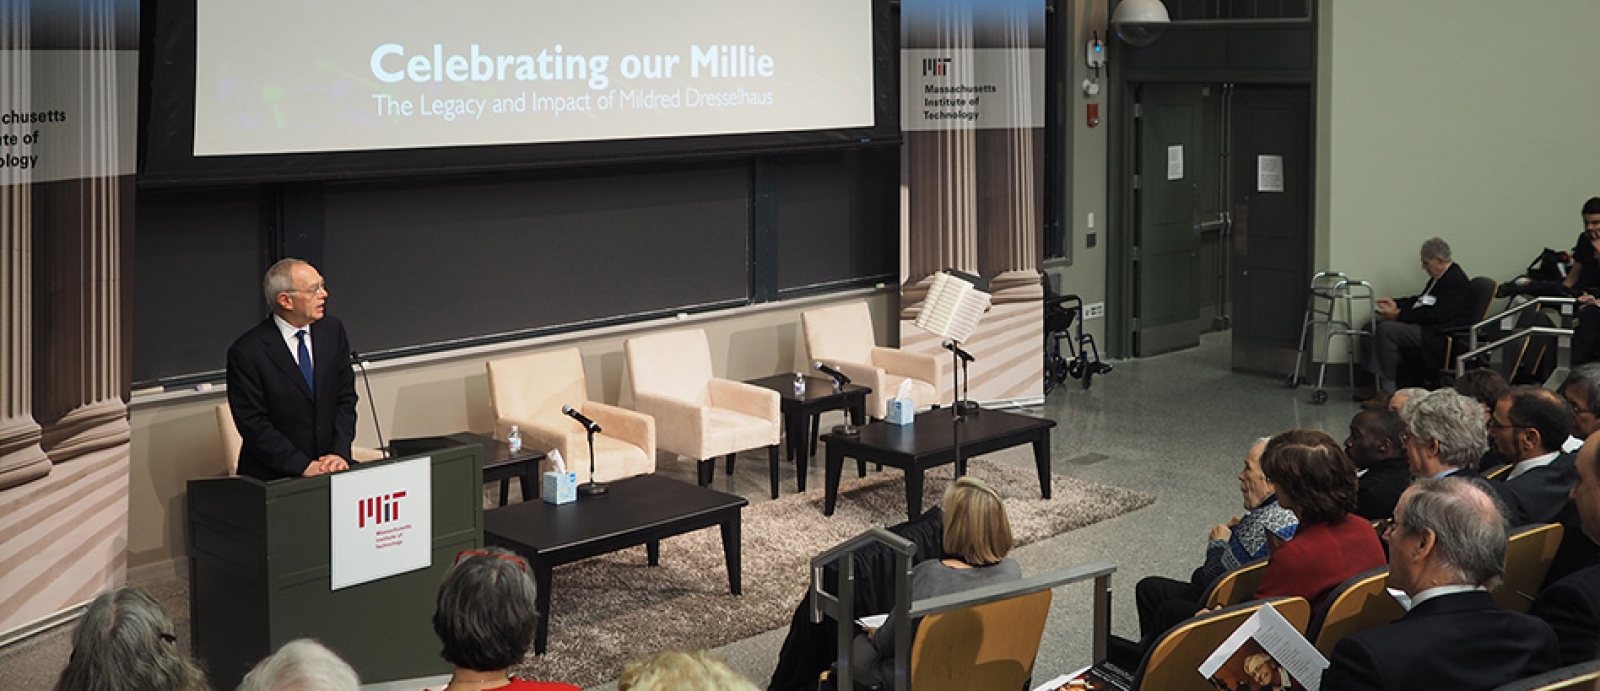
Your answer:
[483,474,746,655]
[745,374,872,493]
[822,408,1056,521]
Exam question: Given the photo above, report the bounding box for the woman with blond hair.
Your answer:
[848,476,1021,687]
[618,650,757,691]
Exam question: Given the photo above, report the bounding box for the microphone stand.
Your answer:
[578,426,608,496]
[351,352,387,458]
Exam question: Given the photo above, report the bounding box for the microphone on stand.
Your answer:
[561,405,602,433]
[941,340,976,363]
[349,351,387,458]
[562,404,608,497]
[814,361,852,388]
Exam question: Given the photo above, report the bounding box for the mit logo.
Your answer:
[358,491,407,528]
[922,57,951,77]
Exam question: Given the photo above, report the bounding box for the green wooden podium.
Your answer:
[187,444,484,689]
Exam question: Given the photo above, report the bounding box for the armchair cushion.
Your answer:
[488,347,655,483]
[626,329,780,461]
[802,302,879,365]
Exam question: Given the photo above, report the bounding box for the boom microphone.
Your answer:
[941,340,975,363]
[561,404,602,433]
[814,361,852,386]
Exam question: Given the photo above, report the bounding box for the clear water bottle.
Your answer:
[793,372,805,396]
[507,425,523,454]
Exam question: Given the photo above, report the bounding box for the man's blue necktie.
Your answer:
[295,330,314,393]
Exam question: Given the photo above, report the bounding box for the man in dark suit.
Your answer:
[1530,433,1600,665]
[227,258,358,481]
[1488,387,1577,526]
[1361,237,1474,406]
[1321,477,1560,691]
[1344,408,1411,520]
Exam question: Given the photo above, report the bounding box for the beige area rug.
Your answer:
[512,459,1155,688]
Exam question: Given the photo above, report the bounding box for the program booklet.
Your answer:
[1197,602,1329,691]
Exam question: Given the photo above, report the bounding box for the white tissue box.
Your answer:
[541,471,577,505]
[886,398,915,425]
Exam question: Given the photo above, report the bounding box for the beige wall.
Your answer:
[1318,1,1600,299]
[126,290,893,578]
[1047,0,1109,349]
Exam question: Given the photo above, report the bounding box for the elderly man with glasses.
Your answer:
[227,258,360,481]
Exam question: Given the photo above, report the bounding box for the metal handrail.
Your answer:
[1456,297,1577,377]
[809,527,1115,691]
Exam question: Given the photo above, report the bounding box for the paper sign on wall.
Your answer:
[1257,154,1284,192]
[1167,145,1184,180]
[330,457,432,590]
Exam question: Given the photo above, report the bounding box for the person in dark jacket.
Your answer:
[1344,409,1411,520]
[1362,237,1474,404]
[1530,433,1600,666]
[1321,477,1560,691]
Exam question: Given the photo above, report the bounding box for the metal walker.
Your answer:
[1287,272,1375,404]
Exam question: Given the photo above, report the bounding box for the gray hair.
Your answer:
[1394,387,1431,419]
[55,587,208,691]
[1395,477,1508,587]
[1562,364,1600,414]
[434,547,540,672]
[1403,389,1488,470]
[262,258,307,310]
[1420,237,1452,262]
[238,639,359,691]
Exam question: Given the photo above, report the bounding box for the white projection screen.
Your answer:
[192,0,877,157]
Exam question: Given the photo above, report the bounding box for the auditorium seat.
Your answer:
[214,402,384,477]
[486,347,656,485]
[623,328,783,496]
[801,301,943,420]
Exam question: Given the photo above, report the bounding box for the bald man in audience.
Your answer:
[1345,409,1411,520]
[1320,478,1559,690]
[1488,387,1578,526]
[1529,433,1600,666]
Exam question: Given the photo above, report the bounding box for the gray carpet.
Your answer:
[510,459,1154,689]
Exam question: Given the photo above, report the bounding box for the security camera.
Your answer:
[1111,0,1170,47]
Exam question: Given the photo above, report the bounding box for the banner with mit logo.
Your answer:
[898,0,1046,404]
[330,458,432,590]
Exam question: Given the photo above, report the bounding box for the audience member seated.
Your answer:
[1253,429,1386,610]
[1488,387,1577,526]
[1559,364,1600,444]
[1455,368,1509,416]
[848,476,1021,688]
[432,548,579,691]
[1530,433,1600,666]
[1399,389,1487,479]
[238,639,358,691]
[1359,237,1474,405]
[1134,437,1297,643]
[1321,477,1560,690]
[1503,198,1600,363]
[1345,409,1411,520]
[1388,387,1429,416]
[620,650,757,691]
[54,587,209,691]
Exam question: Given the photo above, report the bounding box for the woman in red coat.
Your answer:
[1254,429,1388,610]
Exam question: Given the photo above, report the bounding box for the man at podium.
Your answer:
[227,258,359,481]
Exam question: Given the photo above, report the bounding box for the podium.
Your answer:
[187,444,484,689]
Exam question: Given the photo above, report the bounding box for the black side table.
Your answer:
[744,374,871,492]
[390,431,545,506]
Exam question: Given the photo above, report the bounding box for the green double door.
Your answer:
[1130,82,1310,375]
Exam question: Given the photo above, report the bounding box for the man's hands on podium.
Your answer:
[301,454,351,477]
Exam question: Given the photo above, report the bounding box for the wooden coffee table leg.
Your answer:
[533,564,554,655]
[720,512,743,595]
[905,468,924,521]
[1034,434,1052,499]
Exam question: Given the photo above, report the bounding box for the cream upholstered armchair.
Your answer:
[215,402,383,477]
[486,348,655,485]
[802,301,944,420]
[624,329,783,497]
